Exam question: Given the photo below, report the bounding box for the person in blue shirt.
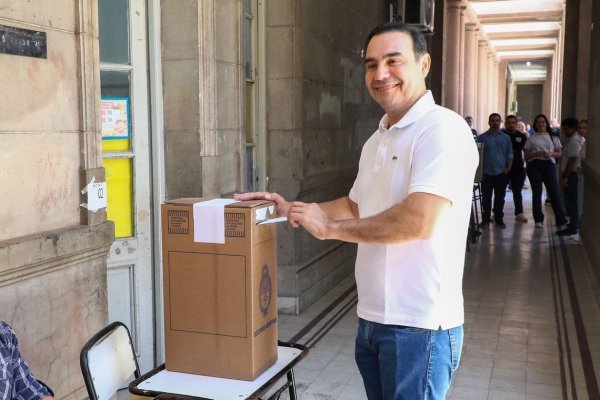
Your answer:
[476,113,513,228]
[0,322,53,400]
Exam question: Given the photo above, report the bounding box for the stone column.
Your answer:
[493,59,499,114]
[476,41,488,131]
[463,24,479,121]
[487,51,496,117]
[561,0,580,118]
[442,0,463,112]
[553,40,564,118]
[458,4,467,115]
[546,55,555,116]
[576,0,592,118]
[498,60,508,117]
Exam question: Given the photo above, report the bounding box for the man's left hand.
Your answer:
[288,202,333,240]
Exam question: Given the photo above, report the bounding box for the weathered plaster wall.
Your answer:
[581,0,600,291]
[0,223,113,399]
[161,0,243,198]
[268,0,386,312]
[160,0,387,313]
[0,1,90,241]
[0,2,111,398]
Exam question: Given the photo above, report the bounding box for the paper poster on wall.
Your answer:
[101,97,129,140]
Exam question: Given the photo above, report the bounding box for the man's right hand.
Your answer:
[233,192,291,218]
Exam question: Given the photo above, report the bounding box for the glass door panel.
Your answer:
[99,0,130,64]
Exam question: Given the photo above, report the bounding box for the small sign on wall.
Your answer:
[0,25,47,59]
[101,97,130,140]
[81,177,107,213]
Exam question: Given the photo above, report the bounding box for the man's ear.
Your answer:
[420,53,432,78]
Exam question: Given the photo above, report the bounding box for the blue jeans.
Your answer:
[355,318,463,400]
[481,172,508,223]
[508,167,527,215]
[526,159,568,225]
[563,172,579,232]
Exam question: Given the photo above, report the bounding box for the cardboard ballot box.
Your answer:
[161,198,278,381]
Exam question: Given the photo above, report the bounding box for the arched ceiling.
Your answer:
[468,0,564,81]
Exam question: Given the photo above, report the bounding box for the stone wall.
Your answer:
[581,0,600,288]
[161,0,243,198]
[0,223,113,399]
[0,1,110,398]
[160,0,386,313]
[267,0,386,312]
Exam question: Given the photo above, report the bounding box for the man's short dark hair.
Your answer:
[506,115,518,122]
[488,113,501,121]
[363,22,428,60]
[561,117,579,129]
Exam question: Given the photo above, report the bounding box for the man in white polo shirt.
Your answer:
[236,22,478,399]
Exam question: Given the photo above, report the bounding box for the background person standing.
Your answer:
[523,114,568,229]
[477,113,513,228]
[504,115,528,223]
[557,117,584,239]
[465,115,478,139]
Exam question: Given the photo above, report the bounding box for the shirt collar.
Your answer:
[485,129,502,136]
[377,90,436,131]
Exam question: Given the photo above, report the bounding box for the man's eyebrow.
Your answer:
[364,52,403,64]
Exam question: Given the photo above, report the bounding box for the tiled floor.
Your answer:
[267,188,600,399]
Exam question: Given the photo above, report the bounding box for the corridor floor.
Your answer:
[271,190,600,400]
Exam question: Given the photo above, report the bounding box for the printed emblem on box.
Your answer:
[168,210,189,234]
[259,265,272,317]
[225,212,245,237]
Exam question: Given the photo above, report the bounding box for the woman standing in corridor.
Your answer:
[524,114,568,229]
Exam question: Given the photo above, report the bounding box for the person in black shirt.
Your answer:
[504,115,528,222]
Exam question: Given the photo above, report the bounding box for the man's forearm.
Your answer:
[326,193,450,244]
[318,196,359,221]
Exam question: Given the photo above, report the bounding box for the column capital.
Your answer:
[465,23,479,33]
[446,0,465,10]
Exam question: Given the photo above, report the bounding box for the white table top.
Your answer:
[134,346,303,399]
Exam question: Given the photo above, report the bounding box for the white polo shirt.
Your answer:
[561,133,584,173]
[349,91,478,330]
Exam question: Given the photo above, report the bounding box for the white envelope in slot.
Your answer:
[255,205,276,224]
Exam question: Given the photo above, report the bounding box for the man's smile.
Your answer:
[374,82,400,92]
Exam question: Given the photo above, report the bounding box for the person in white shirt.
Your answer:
[235,22,478,399]
[523,114,568,229]
[557,117,584,238]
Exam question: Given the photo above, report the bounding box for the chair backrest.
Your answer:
[80,321,140,400]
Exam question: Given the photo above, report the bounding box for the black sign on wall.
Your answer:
[0,25,47,59]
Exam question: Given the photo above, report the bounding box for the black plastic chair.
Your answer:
[80,321,141,400]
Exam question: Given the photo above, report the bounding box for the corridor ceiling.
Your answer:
[468,0,564,81]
